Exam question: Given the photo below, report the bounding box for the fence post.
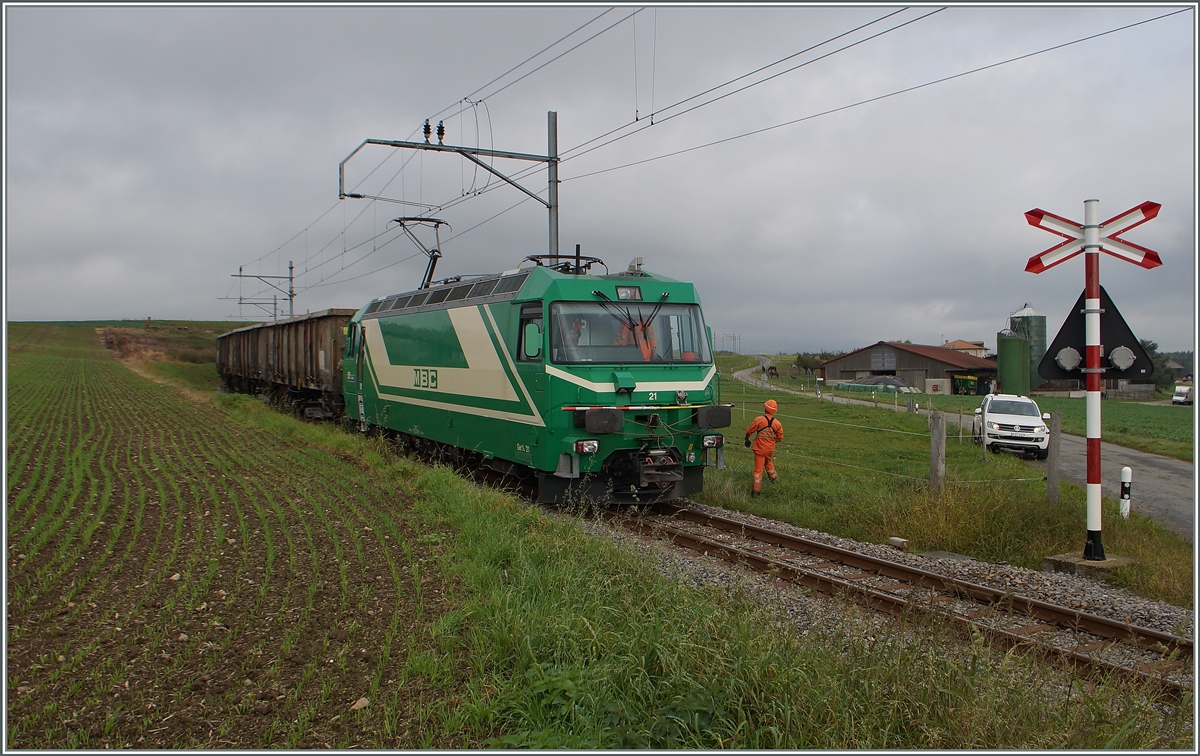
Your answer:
[907,397,915,414]
[930,411,946,493]
[1046,411,1061,505]
[980,405,988,465]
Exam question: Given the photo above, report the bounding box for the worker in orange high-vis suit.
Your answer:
[744,399,783,496]
[615,321,656,361]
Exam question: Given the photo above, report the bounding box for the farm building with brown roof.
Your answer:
[820,341,998,395]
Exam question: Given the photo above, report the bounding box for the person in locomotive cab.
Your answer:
[615,321,656,361]
[565,316,585,347]
[744,399,783,496]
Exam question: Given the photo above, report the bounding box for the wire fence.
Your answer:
[728,383,1054,488]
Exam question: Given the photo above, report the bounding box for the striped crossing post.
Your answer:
[1024,198,1162,562]
[1081,199,1105,560]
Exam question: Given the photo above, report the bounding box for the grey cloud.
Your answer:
[5,5,1194,353]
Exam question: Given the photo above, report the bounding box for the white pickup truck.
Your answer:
[972,393,1052,459]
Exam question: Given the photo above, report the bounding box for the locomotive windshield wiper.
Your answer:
[591,291,670,349]
[637,292,670,332]
[591,291,639,333]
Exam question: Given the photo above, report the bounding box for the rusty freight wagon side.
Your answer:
[217,308,356,418]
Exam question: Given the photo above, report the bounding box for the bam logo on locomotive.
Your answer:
[361,306,544,426]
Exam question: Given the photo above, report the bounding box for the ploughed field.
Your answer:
[5,325,456,748]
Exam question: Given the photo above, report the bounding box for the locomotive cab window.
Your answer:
[550,302,712,364]
[518,303,543,362]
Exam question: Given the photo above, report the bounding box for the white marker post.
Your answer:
[1120,466,1132,520]
[1025,199,1161,560]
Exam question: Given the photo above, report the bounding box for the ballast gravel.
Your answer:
[565,500,1193,649]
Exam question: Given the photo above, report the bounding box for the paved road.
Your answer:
[733,359,1196,543]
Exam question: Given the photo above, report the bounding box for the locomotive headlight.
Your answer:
[575,439,600,454]
[702,434,723,448]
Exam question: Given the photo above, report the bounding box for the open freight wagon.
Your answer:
[216,309,357,418]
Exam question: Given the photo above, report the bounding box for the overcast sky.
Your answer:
[5,4,1196,353]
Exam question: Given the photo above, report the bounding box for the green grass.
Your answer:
[760,376,1194,462]
[146,361,223,392]
[698,385,1192,607]
[19,319,242,332]
[1035,395,1193,460]
[10,324,1190,748]
[203,406,1192,748]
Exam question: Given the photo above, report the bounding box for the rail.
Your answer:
[601,501,1192,703]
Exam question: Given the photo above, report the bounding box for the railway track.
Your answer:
[601,500,1193,703]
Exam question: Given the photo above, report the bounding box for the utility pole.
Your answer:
[223,262,296,320]
[339,111,561,259]
[547,111,559,259]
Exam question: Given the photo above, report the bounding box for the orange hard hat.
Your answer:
[764,400,777,414]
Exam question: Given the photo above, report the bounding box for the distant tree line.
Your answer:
[792,351,845,373]
[1139,340,1191,389]
[1162,350,1193,378]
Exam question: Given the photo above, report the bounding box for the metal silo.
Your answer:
[996,330,1030,396]
[1010,303,1047,390]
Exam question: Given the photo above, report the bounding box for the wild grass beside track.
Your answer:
[704,383,1192,607]
[736,350,1193,461]
[211,395,1195,749]
[8,327,1192,748]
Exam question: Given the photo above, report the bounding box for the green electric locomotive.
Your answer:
[343,257,732,504]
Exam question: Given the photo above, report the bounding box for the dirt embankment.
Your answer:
[97,328,220,401]
[97,327,216,363]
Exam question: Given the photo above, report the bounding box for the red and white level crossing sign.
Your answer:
[1024,201,1163,273]
[1024,198,1163,562]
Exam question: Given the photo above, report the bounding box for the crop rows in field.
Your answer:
[6,326,458,749]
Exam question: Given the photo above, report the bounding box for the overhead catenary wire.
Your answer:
[558,5,917,161]
[473,9,642,103]
[240,7,1188,298]
[349,11,620,199]
[457,8,616,106]
[237,8,626,280]
[443,6,923,197]
[307,250,427,288]
[300,224,410,287]
[287,5,937,276]
[381,5,944,229]
[563,7,1189,182]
